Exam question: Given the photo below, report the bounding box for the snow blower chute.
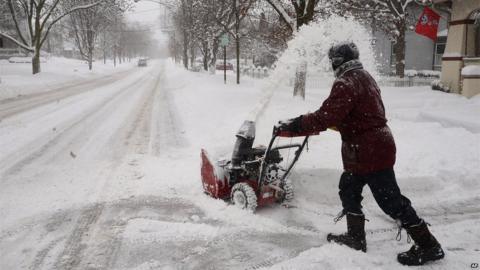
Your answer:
[200,120,318,212]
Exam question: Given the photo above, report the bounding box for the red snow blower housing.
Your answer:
[201,120,318,212]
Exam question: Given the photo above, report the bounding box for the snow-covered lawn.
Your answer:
[0,57,135,101]
[0,59,479,269]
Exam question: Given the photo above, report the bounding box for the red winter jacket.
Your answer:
[299,64,396,175]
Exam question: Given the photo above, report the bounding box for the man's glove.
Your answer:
[274,115,303,135]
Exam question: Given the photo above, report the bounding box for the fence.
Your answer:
[241,66,270,79]
[377,77,435,87]
[0,48,27,59]
[289,76,435,88]
[241,66,436,88]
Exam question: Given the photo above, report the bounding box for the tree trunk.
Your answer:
[32,49,41,75]
[189,45,195,69]
[209,41,219,74]
[182,28,189,69]
[202,41,209,71]
[393,21,406,78]
[293,62,307,99]
[88,52,93,70]
[32,26,42,75]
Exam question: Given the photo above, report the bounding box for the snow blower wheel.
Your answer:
[231,183,258,212]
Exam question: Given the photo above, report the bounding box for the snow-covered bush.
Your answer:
[431,79,451,93]
[405,70,418,77]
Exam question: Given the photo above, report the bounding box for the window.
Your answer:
[470,9,480,57]
[475,15,480,56]
[0,37,4,48]
[434,36,447,70]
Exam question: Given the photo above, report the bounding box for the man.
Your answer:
[276,42,444,266]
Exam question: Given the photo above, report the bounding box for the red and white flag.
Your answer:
[415,7,441,41]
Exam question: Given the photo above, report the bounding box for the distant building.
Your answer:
[434,0,480,98]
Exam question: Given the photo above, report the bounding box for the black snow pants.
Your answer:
[339,168,422,227]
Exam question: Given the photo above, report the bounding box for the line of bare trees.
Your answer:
[168,0,439,93]
[0,0,159,74]
[170,0,326,94]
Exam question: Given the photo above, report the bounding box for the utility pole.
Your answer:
[220,33,229,84]
[235,0,240,85]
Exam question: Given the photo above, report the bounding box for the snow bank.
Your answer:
[0,57,134,101]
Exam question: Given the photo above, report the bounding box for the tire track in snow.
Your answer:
[53,203,105,270]
[150,71,188,156]
[31,66,169,270]
[0,70,149,179]
[45,196,204,270]
[1,65,164,270]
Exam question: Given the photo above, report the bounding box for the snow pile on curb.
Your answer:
[461,65,480,76]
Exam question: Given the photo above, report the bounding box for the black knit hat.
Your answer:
[328,42,360,70]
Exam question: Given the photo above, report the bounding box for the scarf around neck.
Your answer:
[334,59,363,78]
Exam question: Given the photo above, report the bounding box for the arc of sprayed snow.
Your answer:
[245,80,277,123]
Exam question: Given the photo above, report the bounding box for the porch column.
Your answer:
[441,21,469,94]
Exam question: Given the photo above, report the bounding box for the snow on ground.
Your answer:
[0,57,134,101]
[131,61,480,269]
[0,58,479,269]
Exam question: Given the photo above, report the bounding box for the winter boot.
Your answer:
[327,213,367,252]
[397,221,445,266]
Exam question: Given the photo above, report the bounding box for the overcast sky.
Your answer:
[126,1,167,44]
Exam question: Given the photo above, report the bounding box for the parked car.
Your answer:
[138,58,147,67]
[216,62,234,71]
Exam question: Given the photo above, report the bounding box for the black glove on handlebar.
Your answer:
[274,115,303,135]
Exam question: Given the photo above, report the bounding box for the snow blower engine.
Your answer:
[201,120,318,212]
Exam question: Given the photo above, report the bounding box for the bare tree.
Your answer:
[66,0,130,70]
[174,0,232,72]
[264,0,325,98]
[0,0,99,74]
[333,0,420,78]
[216,0,255,84]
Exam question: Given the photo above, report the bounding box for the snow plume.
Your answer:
[270,15,378,89]
[248,15,377,122]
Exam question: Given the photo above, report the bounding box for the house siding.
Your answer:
[371,5,449,74]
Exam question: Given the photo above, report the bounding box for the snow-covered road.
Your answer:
[0,60,191,269]
[1,60,479,270]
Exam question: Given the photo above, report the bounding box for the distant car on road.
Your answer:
[216,62,233,71]
[138,58,147,67]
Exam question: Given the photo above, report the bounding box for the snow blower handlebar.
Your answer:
[258,132,311,186]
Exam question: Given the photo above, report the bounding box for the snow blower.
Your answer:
[200,120,318,212]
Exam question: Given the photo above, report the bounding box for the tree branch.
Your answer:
[0,32,35,52]
[6,0,30,46]
[40,2,101,47]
